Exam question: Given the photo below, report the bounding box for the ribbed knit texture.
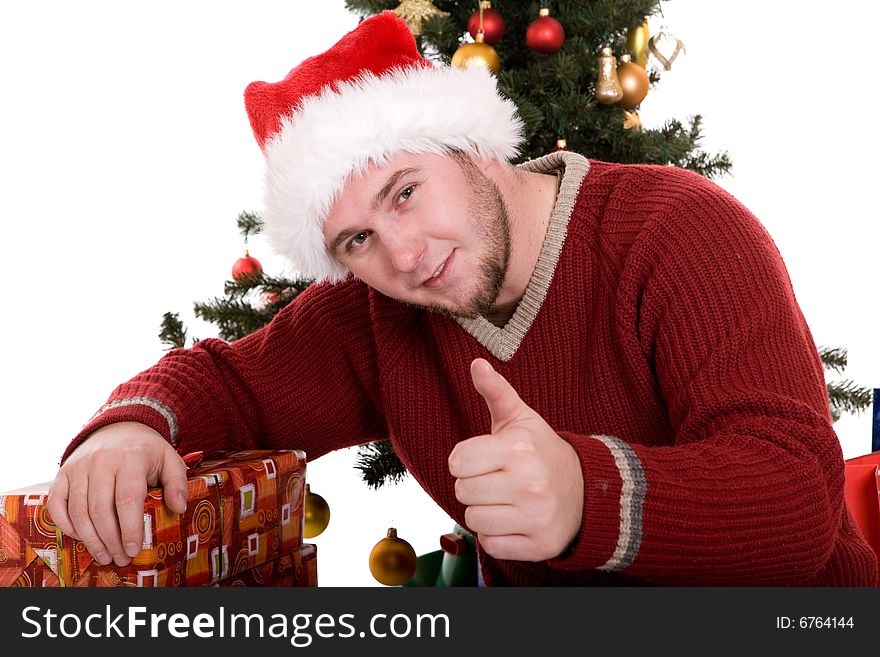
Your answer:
[63,154,878,586]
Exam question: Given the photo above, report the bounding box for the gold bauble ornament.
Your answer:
[626,18,650,69]
[616,54,649,109]
[303,484,330,538]
[595,47,623,105]
[393,0,450,37]
[369,527,417,586]
[451,31,501,74]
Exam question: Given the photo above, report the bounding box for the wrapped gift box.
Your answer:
[0,449,307,587]
[844,451,880,585]
[216,543,317,587]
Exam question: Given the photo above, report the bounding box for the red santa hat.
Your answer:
[244,10,524,283]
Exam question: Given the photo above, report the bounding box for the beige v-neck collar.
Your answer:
[454,151,590,361]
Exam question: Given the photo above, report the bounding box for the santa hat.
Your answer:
[244,11,524,283]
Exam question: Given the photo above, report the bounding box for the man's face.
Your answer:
[322,151,511,319]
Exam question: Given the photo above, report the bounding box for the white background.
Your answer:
[1,1,877,587]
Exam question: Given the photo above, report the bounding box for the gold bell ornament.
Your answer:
[595,47,623,105]
[451,30,501,74]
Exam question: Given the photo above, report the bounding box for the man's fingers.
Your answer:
[89,469,128,566]
[47,473,80,541]
[112,443,187,560]
[454,471,512,506]
[464,503,531,537]
[448,433,512,478]
[115,474,148,559]
[159,446,189,515]
[66,474,112,566]
[470,358,530,434]
[477,533,547,562]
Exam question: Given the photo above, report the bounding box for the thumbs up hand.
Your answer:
[448,358,585,562]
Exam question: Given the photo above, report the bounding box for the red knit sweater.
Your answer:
[64,153,877,586]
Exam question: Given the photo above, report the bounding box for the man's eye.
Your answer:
[398,186,414,203]
[346,231,370,252]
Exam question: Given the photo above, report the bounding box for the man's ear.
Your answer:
[475,155,502,174]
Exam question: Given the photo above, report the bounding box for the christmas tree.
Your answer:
[347,0,728,173]
[160,1,872,490]
[159,212,313,349]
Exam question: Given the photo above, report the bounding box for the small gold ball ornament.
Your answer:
[303,484,330,538]
[369,527,418,586]
[451,31,501,74]
[616,54,650,109]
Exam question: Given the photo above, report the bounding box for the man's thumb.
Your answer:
[470,358,529,433]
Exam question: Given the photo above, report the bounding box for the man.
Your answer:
[49,12,877,586]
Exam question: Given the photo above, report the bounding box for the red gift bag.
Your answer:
[844,452,880,584]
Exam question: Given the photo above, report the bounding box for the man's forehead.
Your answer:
[348,151,431,186]
[332,152,436,212]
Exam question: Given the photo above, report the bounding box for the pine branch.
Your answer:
[344,0,396,19]
[237,211,263,243]
[222,273,312,299]
[354,440,409,489]
[224,272,265,299]
[193,298,276,342]
[827,380,874,422]
[159,312,188,350]
[818,346,848,375]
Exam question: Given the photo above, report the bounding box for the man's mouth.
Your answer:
[422,251,454,288]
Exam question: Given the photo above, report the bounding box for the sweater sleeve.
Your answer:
[61,280,388,465]
[546,168,872,585]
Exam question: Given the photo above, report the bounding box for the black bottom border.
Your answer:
[1,586,874,654]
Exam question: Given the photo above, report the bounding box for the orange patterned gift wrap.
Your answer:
[216,543,317,587]
[0,449,308,587]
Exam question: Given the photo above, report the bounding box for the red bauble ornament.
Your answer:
[467,4,505,45]
[232,249,263,280]
[526,8,565,54]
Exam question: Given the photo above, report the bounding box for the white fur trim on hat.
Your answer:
[261,63,524,283]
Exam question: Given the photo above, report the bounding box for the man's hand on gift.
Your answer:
[47,422,188,567]
[448,358,585,562]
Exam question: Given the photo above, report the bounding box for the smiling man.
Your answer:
[322,150,555,320]
[50,12,877,586]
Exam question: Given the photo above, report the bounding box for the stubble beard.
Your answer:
[424,162,511,320]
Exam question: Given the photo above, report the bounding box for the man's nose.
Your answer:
[386,230,426,274]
